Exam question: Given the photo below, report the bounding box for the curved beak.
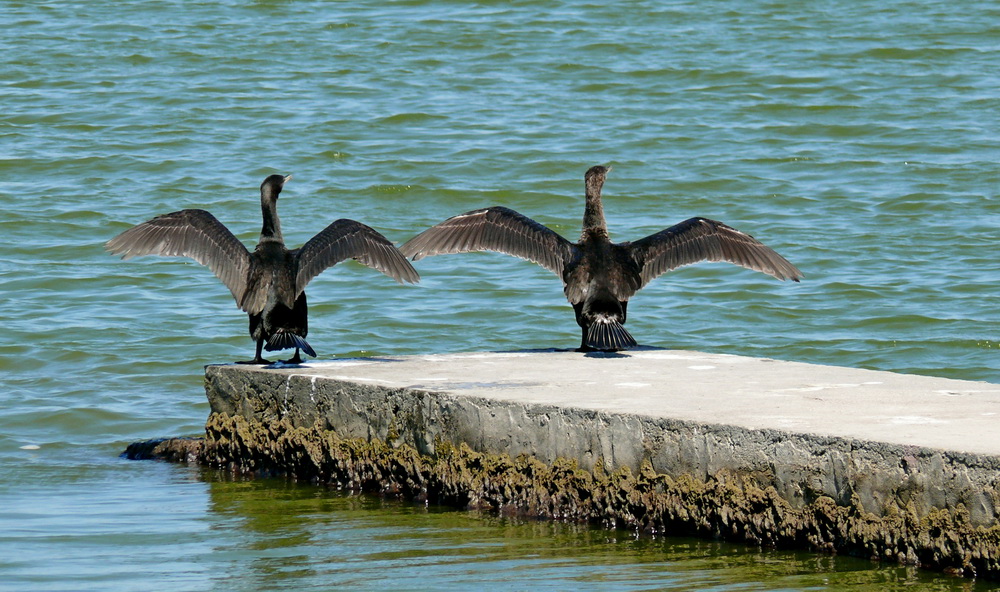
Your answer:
[283,174,293,184]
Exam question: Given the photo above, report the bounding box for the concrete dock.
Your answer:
[133,349,1000,578]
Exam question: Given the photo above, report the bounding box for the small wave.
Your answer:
[376,112,450,125]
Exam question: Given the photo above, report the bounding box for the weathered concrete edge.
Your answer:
[126,364,1000,579]
[202,365,1000,524]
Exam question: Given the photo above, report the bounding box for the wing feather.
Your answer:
[628,217,803,288]
[105,209,251,304]
[295,219,419,294]
[398,206,576,277]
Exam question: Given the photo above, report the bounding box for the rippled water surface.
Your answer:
[2,0,998,590]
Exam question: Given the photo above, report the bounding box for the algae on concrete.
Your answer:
[130,412,1000,579]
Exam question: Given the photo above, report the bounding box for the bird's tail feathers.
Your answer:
[265,331,317,358]
[586,318,637,352]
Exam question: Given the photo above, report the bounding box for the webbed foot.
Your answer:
[281,349,303,365]
[236,357,272,365]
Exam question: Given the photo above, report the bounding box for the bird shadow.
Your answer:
[493,344,666,359]
[209,345,669,368]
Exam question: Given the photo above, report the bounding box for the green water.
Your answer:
[1,0,997,589]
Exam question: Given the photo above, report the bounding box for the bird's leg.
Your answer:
[572,303,593,352]
[576,325,594,353]
[282,348,303,365]
[238,338,271,365]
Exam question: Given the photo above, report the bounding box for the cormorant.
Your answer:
[400,165,801,352]
[106,174,419,363]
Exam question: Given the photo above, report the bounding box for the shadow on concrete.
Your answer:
[492,345,668,358]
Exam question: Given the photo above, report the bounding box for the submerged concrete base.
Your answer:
[132,350,1000,578]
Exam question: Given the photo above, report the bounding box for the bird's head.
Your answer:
[584,165,611,193]
[260,174,292,200]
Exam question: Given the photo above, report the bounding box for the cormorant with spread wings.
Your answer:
[400,165,800,352]
[107,174,419,363]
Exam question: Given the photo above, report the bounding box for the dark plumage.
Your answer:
[400,165,802,352]
[106,174,419,363]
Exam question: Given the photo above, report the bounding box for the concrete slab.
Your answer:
[223,349,1000,456]
[181,349,1000,578]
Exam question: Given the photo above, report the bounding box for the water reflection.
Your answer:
[200,471,983,591]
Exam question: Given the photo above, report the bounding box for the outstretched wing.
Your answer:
[627,217,803,288]
[295,219,419,294]
[105,209,251,304]
[399,206,576,277]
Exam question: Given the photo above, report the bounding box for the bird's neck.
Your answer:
[260,197,283,243]
[581,188,609,240]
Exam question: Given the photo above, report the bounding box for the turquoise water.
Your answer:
[2,0,998,589]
